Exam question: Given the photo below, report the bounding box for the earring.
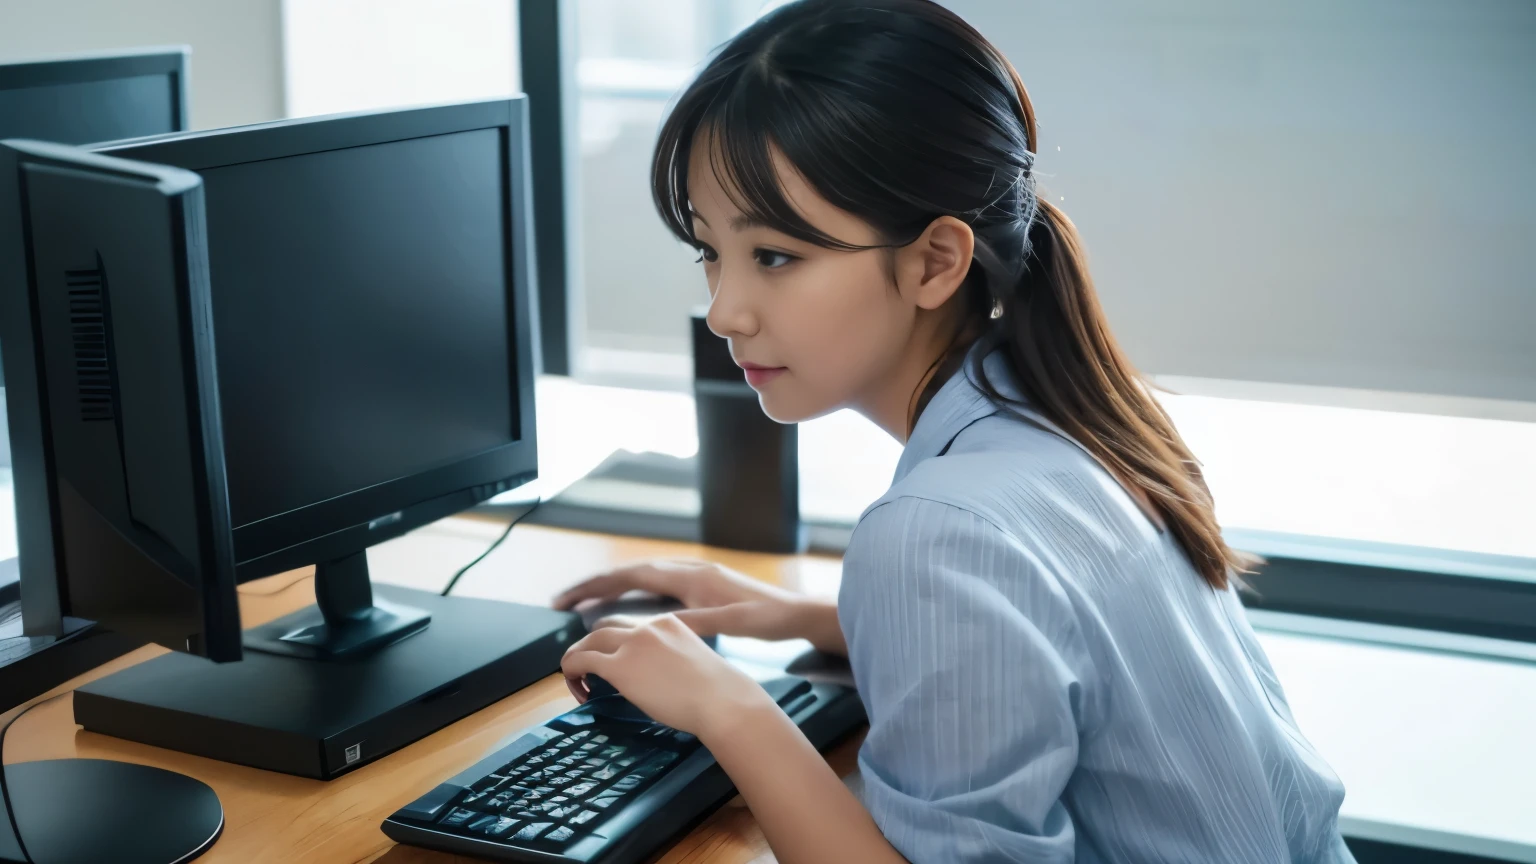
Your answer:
[989,298,1004,319]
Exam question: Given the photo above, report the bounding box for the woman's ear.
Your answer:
[894,215,975,310]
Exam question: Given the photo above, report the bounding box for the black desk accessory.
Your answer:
[691,311,806,553]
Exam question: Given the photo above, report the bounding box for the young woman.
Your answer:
[554,1,1354,861]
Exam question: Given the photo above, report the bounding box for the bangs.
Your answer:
[652,65,866,253]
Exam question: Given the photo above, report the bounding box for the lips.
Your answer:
[737,362,787,388]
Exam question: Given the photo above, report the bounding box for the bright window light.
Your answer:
[282,0,519,119]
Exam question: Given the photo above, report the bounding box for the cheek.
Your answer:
[757,259,908,421]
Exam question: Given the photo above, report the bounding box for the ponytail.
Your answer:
[973,196,1257,589]
[965,50,1257,589]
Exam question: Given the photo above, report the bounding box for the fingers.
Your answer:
[673,601,794,641]
[552,562,684,610]
[561,643,616,704]
[565,622,633,655]
[589,613,646,631]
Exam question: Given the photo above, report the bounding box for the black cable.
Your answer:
[0,694,61,864]
[440,497,542,597]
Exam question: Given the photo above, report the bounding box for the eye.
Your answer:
[694,243,719,264]
[753,248,796,269]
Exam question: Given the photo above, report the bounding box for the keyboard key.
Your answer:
[589,796,622,810]
[467,814,500,832]
[556,737,577,747]
[559,756,584,766]
[580,742,599,751]
[439,807,477,826]
[548,776,573,786]
[583,758,608,768]
[611,775,644,792]
[570,731,591,741]
[598,745,626,758]
[592,766,619,781]
[485,817,521,838]
[591,734,609,744]
[548,805,579,819]
[565,782,597,798]
[513,822,553,841]
[569,809,600,826]
[635,751,679,779]
[546,825,577,844]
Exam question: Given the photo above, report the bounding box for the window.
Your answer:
[572,0,770,382]
[282,0,520,119]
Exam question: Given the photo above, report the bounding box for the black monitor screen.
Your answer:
[0,74,178,145]
[200,129,516,528]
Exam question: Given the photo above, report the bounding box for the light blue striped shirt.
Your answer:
[839,348,1354,863]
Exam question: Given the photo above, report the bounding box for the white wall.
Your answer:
[0,0,285,129]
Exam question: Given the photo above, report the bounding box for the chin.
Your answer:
[756,389,837,425]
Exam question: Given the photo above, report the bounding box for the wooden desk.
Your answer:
[0,521,862,864]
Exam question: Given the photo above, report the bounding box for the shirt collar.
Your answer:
[889,343,1170,535]
[892,343,1016,484]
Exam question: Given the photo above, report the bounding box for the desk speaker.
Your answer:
[691,311,805,553]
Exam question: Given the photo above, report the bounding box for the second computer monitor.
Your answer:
[0,46,188,148]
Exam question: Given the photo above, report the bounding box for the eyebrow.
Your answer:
[688,209,771,232]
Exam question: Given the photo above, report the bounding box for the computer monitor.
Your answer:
[68,99,574,780]
[0,139,240,659]
[0,140,229,864]
[96,98,542,658]
[0,46,188,393]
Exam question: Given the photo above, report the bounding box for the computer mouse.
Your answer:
[576,592,685,632]
[577,593,719,648]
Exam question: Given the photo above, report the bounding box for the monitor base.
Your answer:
[73,586,581,779]
[244,598,430,659]
[5,759,222,863]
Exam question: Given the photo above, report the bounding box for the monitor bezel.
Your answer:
[95,99,540,581]
[0,47,189,135]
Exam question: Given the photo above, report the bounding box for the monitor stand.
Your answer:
[243,551,429,658]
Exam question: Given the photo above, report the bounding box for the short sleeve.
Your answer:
[839,495,1096,864]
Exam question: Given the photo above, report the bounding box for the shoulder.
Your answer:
[862,409,1149,557]
[843,492,1085,650]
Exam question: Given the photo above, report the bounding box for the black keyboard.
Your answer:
[383,672,863,863]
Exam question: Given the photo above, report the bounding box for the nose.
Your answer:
[704,268,758,340]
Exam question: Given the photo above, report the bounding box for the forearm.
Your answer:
[793,596,848,656]
[701,699,905,864]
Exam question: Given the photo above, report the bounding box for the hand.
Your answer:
[553,559,846,654]
[560,613,776,737]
